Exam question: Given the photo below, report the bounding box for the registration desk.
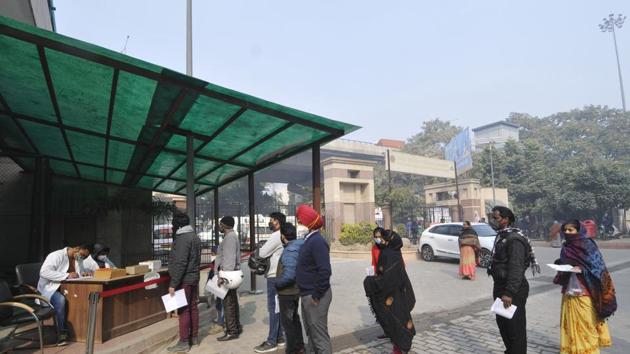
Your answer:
[60,269,169,343]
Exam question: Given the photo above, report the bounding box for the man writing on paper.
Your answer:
[167,210,201,353]
[38,243,93,345]
[488,206,539,354]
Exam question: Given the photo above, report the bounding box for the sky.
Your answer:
[54,0,630,143]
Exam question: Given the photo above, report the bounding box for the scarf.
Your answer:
[560,228,617,320]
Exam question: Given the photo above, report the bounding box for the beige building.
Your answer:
[424,178,509,222]
[322,157,376,239]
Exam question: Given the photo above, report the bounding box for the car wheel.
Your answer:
[478,248,492,268]
[421,245,435,262]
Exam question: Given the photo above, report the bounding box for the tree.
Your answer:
[403,118,462,158]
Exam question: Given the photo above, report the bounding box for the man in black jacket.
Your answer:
[488,206,530,354]
[167,210,202,353]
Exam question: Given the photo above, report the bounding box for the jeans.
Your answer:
[50,291,66,333]
[279,294,304,354]
[177,284,199,342]
[215,298,224,325]
[266,277,284,345]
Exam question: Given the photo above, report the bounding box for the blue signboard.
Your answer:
[445,128,473,174]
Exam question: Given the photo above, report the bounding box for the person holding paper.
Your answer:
[553,220,616,354]
[215,216,242,341]
[166,210,202,353]
[364,230,416,354]
[488,206,537,354]
[275,223,306,354]
[38,243,93,345]
[458,221,480,280]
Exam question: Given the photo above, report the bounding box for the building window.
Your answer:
[436,192,450,201]
[348,170,359,178]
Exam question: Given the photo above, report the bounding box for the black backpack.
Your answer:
[248,240,270,276]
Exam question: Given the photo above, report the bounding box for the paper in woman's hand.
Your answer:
[546,264,581,273]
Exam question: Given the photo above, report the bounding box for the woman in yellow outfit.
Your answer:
[553,220,617,354]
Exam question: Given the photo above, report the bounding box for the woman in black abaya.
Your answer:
[364,230,416,354]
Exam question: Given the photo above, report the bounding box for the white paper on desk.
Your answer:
[204,275,228,300]
[491,298,517,319]
[161,289,188,313]
[65,276,93,281]
[546,264,581,273]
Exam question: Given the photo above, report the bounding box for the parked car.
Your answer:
[418,222,496,268]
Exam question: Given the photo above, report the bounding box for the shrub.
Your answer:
[395,223,409,238]
[338,222,375,246]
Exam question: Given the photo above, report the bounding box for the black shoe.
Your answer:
[57,332,69,347]
[167,340,190,353]
[254,341,278,353]
[277,336,286,347]
[217,333,239,342]
[191,336,200,347]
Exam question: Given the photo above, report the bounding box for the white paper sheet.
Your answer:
[546,264,581,273]
[365,266,375,276]
[490,297,518,319]
[161,289,188,313]
[275,295,280,314]
[204,275,228,299]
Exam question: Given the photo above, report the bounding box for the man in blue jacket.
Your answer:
[295,204,332,354]
[275,223,305,354]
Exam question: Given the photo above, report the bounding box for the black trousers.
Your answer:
[278,294,305,354]
[223,289,241,335]
[493,279,528,354]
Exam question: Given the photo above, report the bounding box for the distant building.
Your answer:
[424,178,509,222]
[472,121,519,149]
[0,0,56,31]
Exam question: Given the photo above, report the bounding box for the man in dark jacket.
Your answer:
[167,210,201,353]
[295,204,332,354]
[488,206,530,354]
[276,223,305,354]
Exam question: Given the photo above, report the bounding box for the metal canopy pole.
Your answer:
[454,161,462,222]
[213,188,219,247]
[312,145,321,213]
[186,134,196,228]
[248,173,261,294]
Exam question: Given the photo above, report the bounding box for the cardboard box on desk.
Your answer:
[94,268,127,280]
[125,265,150,275]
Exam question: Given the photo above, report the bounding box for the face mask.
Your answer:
[74,253,84,261]
[97,255,108,261]
[373,237,382,245]
[488,218,502,231]
[268,222,275,231]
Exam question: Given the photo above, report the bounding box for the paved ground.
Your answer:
[160,246,630,354]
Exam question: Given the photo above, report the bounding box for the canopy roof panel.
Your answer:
[0,16,359,195]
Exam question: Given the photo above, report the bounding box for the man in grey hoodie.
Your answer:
[215,216,242,341]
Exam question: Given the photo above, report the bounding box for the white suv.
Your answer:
[418,222,496,268]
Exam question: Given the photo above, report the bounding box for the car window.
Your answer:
[447,225,463,236]
[472,224,497,237]
[431,225,449,235]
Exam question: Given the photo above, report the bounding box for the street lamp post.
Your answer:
[489,141,496,207]
[600,13,627,111]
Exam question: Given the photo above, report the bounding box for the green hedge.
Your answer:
[338,222,375,246]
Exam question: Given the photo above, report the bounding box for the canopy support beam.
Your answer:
[186,134,196,228]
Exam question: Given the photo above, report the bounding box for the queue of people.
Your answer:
[33,203,618,354]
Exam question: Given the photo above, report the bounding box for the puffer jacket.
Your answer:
[168,225,202,288]
[275,239,304,296]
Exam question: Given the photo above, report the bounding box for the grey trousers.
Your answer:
[300,289,332,354]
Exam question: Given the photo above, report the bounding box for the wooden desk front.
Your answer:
[60,270,169,343]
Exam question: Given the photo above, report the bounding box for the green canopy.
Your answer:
[0,16,358,195]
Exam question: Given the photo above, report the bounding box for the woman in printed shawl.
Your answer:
[553,220,616,354]
[364,230,416,354]
[458,221,480,280]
